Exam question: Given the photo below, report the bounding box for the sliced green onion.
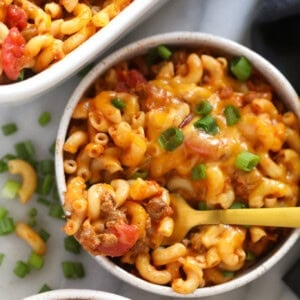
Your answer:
[37,174,54,195]
[28,207,37,217]
[13,261,30,278]
[111,98,126,110]
[230,56,252,81]
[49,204,64,219]
[27,217,37,228]
[235,151,260,172]
[130,170,148,180]
[224,105,240,126]
[0,160,8,173]
[62,261,85,279]
[39,159,55,175]
[49,141,56,155]
[194,115,219,135]
[229,202,247,209]
[191,164,206,180]
[246,250,256,261]
[158,127,184,151]
[195,100,213,116]
[39,228,50,242]
[1,123,18,136]
[37,197,51,206]
[0,253,4,265]
[39,284,52,293]
[222,270,235,278]
[17,70,25,81]
[38,112,51,126]
[0,207,8,219]
[1,179,21,199]
[64,236,81,254]
[52,185,60,202]
[198,202,208,210]
[0,217,15,235]
[14,140,35,161]
[28,252,44,269]
[157,45,172,60]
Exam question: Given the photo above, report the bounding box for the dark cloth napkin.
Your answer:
[250,1,300,297]
[250,0,300,93]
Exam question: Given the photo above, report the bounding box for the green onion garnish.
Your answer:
[28,207,37,217]
[0,253,4,265]
[0,217,15,235]
[198,202,208,210]
[64,236,81,254]
[17,69,25,81]
[0,160,8,173]
[194,115,219,135]
[27,217,37,228]
[158,127,184,151]
[111,98,126,110]
[38,228,50,242]
[39,159,55,175]
[39,284,52,293]
[130,170,148,180]
[246,250,256,261]
[1,123,18,136]
[0,207,8,219]
[14,140,35,161]
[49,204,64,219]
[62,261,85,279]
[157,45,172,60]
[230,56,252,81]
[1,179,21,199]
[49,141,56,155]
[38,111,51,126]
[13,261,30,278]
[28,252,44,269]
[235,151,260,172]
[222,270,235,278]
[37,197,51,206]
[224,105,240,126]
[229,202,247,209]
[195,100,213,116]
[191,164,206,180]
[37,174,54,195]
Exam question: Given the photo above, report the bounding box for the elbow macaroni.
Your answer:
[62,48,300,293]
[0,0,133,83]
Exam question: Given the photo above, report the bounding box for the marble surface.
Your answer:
[0,0,300,299]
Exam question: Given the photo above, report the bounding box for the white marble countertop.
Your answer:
[0,1,300,299]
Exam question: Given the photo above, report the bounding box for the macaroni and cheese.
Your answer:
[62,46,300,294]
[0,0,132,83]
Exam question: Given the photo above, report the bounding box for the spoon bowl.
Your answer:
[164,194,300,245]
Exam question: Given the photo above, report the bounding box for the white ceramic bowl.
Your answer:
[23,289,131,300]
[0,0,167,106]
[55,32,300,298]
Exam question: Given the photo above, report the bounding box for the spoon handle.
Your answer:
[219,207,300,227]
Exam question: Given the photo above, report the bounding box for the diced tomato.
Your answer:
[2,27,25,81]
[115,68,147,92]
[5,5,27,30]
[96,223,139,257]
[125,69,147,89]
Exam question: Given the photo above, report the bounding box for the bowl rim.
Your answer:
[55,31,300,298]
[0,0,167,106]
[23,289,131,300]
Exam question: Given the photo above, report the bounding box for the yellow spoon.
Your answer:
[164,194,300,245]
